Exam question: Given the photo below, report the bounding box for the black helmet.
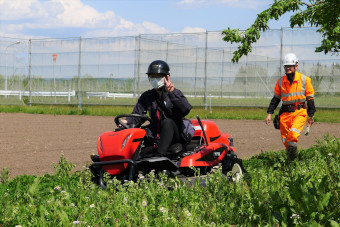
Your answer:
[146,60,170,76]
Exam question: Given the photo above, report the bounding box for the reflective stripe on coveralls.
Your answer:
[289,128,301,134]
[275,72,315,149]
[278,73,307,105]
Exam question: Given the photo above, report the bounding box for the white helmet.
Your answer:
[283,53,298,66]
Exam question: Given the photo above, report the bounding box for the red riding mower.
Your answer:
[89,114,244,189]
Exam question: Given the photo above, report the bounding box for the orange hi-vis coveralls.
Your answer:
[273,72,315,149]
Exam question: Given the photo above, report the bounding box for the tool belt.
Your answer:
[280,103,306,113]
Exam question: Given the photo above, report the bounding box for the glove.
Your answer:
[305,116,314,136]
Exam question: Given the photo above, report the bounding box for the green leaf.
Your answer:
[329,220,340,227]
[0,167,9,184]
[28,177,41,197]
[57,210,70,225]
[321,192,331,208]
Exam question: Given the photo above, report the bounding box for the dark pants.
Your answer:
[158,118,181,155]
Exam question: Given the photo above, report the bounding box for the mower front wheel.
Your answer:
[222,156,244,183]
[230,162,243,183]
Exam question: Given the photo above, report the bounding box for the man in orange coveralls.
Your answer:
[265,53,316,162]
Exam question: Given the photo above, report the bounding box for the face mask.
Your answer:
[149,77,164,89]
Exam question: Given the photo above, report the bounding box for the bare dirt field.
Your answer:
[1,112,339,178]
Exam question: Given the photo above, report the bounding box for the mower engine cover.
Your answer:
[97,128,146,175]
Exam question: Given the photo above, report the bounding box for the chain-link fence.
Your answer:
[0,27,339,108]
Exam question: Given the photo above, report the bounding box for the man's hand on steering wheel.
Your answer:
[117,119,128,128]
[114,114,152,130]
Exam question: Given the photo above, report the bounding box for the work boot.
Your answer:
[286,146,298,162]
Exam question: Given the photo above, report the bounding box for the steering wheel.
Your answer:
[114,114,152,129]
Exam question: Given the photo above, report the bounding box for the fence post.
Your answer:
[28,39,32,106]
[166,41,169,62]
[221,49,225,97]
[194,46,198,97]
[245,55,248,97]
[78,37,82,108]
[204,31,208,110]
[280,27,284,76]
[134,35,141,97]
[68,80,71,103]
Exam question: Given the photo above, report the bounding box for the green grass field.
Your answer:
[1,104,340,123]
[2,94,340,107]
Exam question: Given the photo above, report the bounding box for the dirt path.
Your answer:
[1,113,339,178]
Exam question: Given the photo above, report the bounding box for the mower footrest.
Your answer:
[137,157,179,172]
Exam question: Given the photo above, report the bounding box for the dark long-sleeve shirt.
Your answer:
[267,96,281,114]
[127,88,192,137]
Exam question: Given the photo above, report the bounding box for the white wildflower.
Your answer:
[290,213,300,219]
[160,206,167,213]
[142,201,147,207]
[90,204,95,208]
[54,186,61,191]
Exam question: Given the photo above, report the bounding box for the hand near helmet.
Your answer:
[146,60,173,91]
[164,75,174,93]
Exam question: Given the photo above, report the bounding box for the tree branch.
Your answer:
[301,1,325,8]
